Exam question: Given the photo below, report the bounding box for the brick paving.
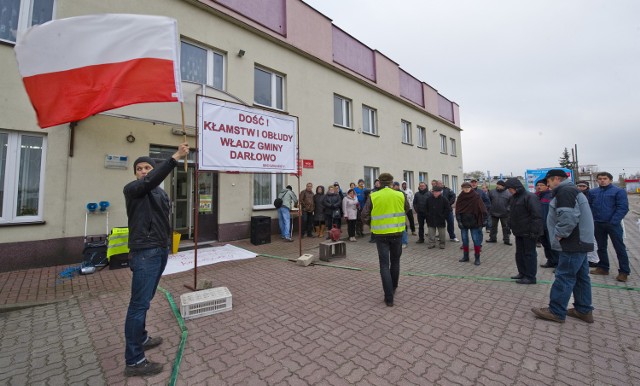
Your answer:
[1,196,639,385]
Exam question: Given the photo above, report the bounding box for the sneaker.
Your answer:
[616,273,628,282]
[450,238,459,242]
[590,267,608,275]
[531,307,564,323]
[124,359,163,377]
[402,244,408,248]
[143,336,163,350]
[567,308,594,323]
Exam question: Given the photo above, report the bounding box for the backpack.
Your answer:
[273,191,285,208]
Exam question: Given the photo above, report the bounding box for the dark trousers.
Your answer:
[515,236,538,281]
[594,221,630,274]
[356,208,364,236]
[540,226,559,266]
[489,215,511,242]
[301,211,314,236]
[375,235,402,303]
[446,210,456,239]
[347,219,356,237]
[416,212,426,241]
[406,209,416,233]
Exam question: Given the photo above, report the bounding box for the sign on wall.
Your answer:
[197,96,298,173]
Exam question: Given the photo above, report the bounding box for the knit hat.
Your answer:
[378,173,394,186]
[393,181,400,186]
[536,178,548,185]
[133,156,156,174]
[576,180,590,188]
[496,180,506,187]
[545,169,568,179]
[504,178,523,190]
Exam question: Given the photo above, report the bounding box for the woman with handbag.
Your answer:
[455,182,488,265]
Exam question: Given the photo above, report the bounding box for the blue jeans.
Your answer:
[375,235,402,303]
[459,227,483,248]
[402,229,408,245]
[278,207,291,239]
[594,222,630,274]
[125,247,168,365]
[549,251,593,319]
[515,236,538,281]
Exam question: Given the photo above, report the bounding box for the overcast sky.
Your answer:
[304,0,640,179]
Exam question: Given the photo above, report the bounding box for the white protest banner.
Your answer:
[198,96,298,172]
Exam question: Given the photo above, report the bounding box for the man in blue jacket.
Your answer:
[589,172,630,282]
[532,169,595,323]
[123,143,189,377]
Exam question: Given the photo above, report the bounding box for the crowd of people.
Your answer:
[277,170,631,320]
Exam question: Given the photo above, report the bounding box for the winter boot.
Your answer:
[474,246,481,265]
[319,225,325,238]
[459,246,470,262]
[314,226,319,237]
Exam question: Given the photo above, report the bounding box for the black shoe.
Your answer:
[369,239,376,243]
[504,241,512,246]
[459,256,469,262]
[124,359,163,377]
[416,239,424,244]
[486,239,497,243]
[540,263,556,268]
[143,336,163,350]
[588,262,597,268]
[510,274,524,280]
[385,300,394,307]
[515,278,536,284]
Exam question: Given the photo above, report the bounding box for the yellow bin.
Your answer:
[172,232,181,254]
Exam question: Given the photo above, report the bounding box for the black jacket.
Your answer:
[505,178,543,238]
[412,188,431,215]
[322,193,342,215]
[124,157,177,250]
[425,195,451,227]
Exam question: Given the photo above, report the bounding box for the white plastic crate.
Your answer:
[180,286,232,320]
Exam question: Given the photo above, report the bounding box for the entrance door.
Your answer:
[172,166,193,237]
[196,172,218,241]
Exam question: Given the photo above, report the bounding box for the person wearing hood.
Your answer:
[505,178,543,284]
[455,182,488,265]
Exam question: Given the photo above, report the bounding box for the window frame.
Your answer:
[439,134,448,154]
[0,130,47,224]
[450,138,457,156]
[442,174,450,187]
[180,40,225,90]
[419,172,429,183]
[364,166,380,189]
[401,120,412,145]
[333,94,352,129]
[0,0,56,44]
[451,176,459,193]
[417,126,427,148]
[362,105,378,135]
[253,173,285,209]
[254,66,285,111]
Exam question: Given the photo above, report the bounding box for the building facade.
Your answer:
[0,0,462,271]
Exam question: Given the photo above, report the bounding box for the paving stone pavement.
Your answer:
[1,196,639,385]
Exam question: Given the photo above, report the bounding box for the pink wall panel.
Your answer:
[438,94,454,123]
[215,0,287,35]
[332,27,376,81]
[399,69,424,107]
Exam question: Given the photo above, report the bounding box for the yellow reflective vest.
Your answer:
[370,188,406,235]
[107,227,130,260]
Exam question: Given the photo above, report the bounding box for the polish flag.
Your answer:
[14,14,183,128]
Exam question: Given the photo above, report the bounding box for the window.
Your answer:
[333,94,352,128]
[254,67,284,110]
[403,171,414,191]
[0,131,47,223]
[401,120,412,144]
[450,138,457,156]
[0,0,55,44]
[439,134,447,154]
[180,41,225,90]
[417,126,427,148]
[419,172,429,183]
[362,105,377,135]
[364,166,379,189]
[451,176,459,193]
[253,173,285,208]
[442,174,450,187]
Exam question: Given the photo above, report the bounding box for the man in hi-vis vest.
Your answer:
[362,173,410,307]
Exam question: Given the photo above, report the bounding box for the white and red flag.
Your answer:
[14,14,183,128]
